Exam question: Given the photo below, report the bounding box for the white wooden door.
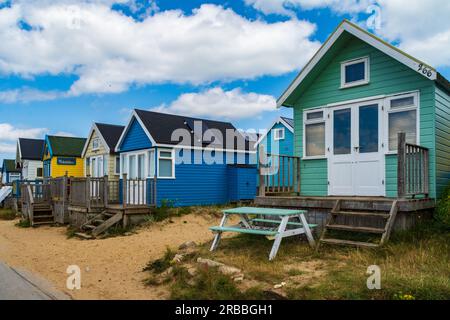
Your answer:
[127,153,146,205]
[328,101,384,196]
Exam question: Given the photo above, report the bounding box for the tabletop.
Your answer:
[221,207,307,216]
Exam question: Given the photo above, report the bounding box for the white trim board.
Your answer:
[82,123,111,158]
[277,20,437,108]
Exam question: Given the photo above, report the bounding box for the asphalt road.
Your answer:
[0,262,70,300]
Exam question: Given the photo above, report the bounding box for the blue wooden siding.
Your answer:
[435,86,450,198]
[156,151,255,207]
[119,118,152,152]
[292,35,436,197]
[43,160,51,177]
[228,165,257,202]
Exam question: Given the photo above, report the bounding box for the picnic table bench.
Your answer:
[209,207,316,260]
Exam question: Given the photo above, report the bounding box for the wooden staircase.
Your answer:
[318,199,399,249]
[75,211,123,239]
[31,203,54,226]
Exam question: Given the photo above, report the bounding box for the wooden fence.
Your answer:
[20,181,51,221]
[121,174,156,207]
[397,132,430,198]
[258,145,301,196]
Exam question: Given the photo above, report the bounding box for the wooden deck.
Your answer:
[254,196,436,212]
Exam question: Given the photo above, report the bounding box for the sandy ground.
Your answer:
[0,213,230,300]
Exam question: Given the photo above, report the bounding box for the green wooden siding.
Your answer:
[292,34,436,198]
[435,86,450,198]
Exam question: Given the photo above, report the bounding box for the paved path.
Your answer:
[0,262,70,300]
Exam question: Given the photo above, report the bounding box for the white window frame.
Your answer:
[341,56,370,89]
[148,150,155,178]
[92,137,100,151]
[303,108,327,160]
[273,128,285,141]
[384,91,420,155]
[157,148,175,179]
[120,150,149,179]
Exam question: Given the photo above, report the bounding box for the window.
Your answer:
[341,57,370,88]
[304,109,326,158]
[92,138,100,150]
[387,94,418,151]
[36,168,43,177]
[115,156,120,175]
[158,149,175,178]
[148,150,155,178]
[273,128,285,141]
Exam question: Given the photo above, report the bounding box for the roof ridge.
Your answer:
[134,109,234,126]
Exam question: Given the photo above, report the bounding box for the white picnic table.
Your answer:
[209,207,316,260]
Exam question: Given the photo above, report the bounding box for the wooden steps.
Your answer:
[318,199,399,250]
[320,238,379,248]
[75,211,123,239]
[326,224,385,234]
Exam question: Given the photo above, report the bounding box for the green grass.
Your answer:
[151,221,450,300]
[15,219,31,228]
[143,248,176,274]
[435,184,450,228]
[0,209,16,220]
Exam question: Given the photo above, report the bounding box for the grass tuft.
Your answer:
[0,209,16,220]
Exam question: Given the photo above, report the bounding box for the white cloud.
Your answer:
[0,142,16,154]
[152,87,277,120]
[0,123,48,141]
[0,1,321,96]
[246,0,450,68]
[0,88,64,103]
[245,0,373,16]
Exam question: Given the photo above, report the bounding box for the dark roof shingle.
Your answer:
[95,123,125,151]
[134,109,252,151]
[18,138,45,161]
[2,159,20,173]
[47,136,86,157]
[280,117,294,128]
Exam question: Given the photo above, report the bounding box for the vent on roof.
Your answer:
[183,119,222,145]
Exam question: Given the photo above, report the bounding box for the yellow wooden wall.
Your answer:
[50,157,84,177]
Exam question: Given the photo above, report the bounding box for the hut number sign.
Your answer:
[57,157,77,165]
[417,63,434,78]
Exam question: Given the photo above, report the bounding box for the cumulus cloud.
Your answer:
[246,0,450,68]
[0,123,48,141]
[244,0,373,16]
[0,88,64,103]
[152,87,277,120]
[0,1,321,96]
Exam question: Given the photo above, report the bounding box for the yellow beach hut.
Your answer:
[43,135,86,178]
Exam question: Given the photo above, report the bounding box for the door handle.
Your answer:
[354,146,360,151]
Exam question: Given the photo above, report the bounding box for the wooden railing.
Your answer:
[258,146,301,196]
[49,176,69,202]
[69,177,106,209]
[397,132,430,198]
[121,174,157,207]
[20,181,51,220]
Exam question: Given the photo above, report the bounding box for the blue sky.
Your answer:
[1,0,449,163]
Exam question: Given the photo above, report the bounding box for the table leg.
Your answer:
[210,214,228,251]
[240,214,252,229]
[299,213,316,248]
[269,216,289,261]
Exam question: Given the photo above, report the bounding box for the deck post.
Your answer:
[86,175,91,211]
[258,145,266,197]
[122,173,127,208]
[103,175,109,208]
[397,132,406,198]
[296,157,301,195]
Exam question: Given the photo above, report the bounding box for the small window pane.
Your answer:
[359,105,378,153]
[159,159,173,177]
[274,128,284,140]
[391,96,414,109]
[305,123,325,157]
[37,168,43,177]
[115,156,120,174]
[160,151,172,158]
[333,108,351,155]
[306,111,323,120]
[345,62,365,83]
[389,110,417,150]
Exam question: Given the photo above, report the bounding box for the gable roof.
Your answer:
[278,19,450,108]
[46,135,87,157]
[82,123,125,157]
[2,159,20,173]
[116,109,254,152]
[17,138,44,161]
[254,116,294,148]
